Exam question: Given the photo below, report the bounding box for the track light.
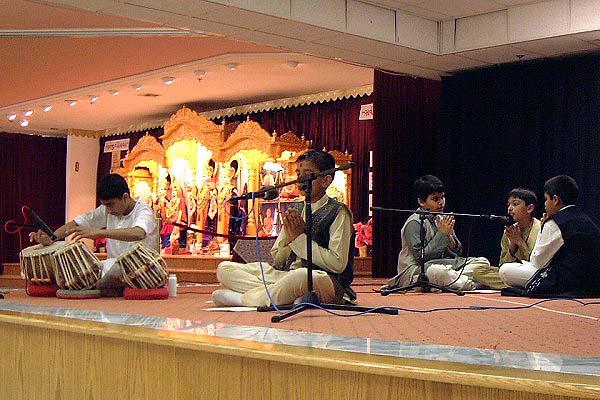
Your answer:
[19,120,29,127]
[66,100,77,107]
[162,76,175,85]
[194,69,206,77]
[89,95,99,103]
[226,63,238,71]
[24,110,33,117]
[110,89,120,96]
[132,84,142,91]
[286,61,299,68]
[43,105,52,112]
[7,113,17,121]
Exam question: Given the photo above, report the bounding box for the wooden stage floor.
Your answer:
[1,279,599,399]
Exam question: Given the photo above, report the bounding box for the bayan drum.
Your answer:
[19,241,68,285]
[53,242,103,290]
[117,243,168,289]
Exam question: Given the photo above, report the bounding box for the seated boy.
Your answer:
[500,175,600,295]
[473,188,541,289]
[212,149,354,307]
[384,175,489,292]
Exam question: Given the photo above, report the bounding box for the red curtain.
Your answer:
[0,132,67,265]
[372,71,441,277]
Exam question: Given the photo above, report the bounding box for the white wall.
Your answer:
[65,135,99,222]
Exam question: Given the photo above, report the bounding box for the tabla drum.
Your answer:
[53,242,103,290]
[19,241,68,285]
[117,243,168,289]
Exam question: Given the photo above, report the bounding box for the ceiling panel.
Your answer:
[408,54,489,71]
[457,44,543,64]
[511,36,600,56]
[314,34,433,62]
[256,20,340,42]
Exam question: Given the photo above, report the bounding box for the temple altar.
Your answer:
[114,107,351,255]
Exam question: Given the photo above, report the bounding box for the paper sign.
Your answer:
[359,103,373,120]
[103,138,130,153]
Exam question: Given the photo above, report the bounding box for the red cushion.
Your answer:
[26,283,59,297]
[124,287,169,300]
[56,289,102,299]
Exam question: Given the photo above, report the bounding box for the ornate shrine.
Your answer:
[116,107,351,255]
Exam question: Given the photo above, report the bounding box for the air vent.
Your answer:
[138,93,161,97]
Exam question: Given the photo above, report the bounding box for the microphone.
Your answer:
[230,186,279,202]
[24,207,57,241]
[502,215,515,226]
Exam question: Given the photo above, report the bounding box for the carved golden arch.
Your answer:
[118,134,166,176]
[270,131,309,159]
[214,120,273,162]
[161,106,225,153]
[114,134,166,198]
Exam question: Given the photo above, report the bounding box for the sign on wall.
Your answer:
[359,103,373,120]
[103,138,130,153]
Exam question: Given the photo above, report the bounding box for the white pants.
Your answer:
[216,261,336,307]
[425,257,490,291]
[499,261,538,289]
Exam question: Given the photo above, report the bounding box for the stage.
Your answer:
[0,280,598,400]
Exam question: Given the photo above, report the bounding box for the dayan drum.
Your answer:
[53,242,103,290]
[19,241,68,285]
[118,243,168,289]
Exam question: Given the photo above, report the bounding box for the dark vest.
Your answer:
[285,198,354,297]
[526,206,600,295]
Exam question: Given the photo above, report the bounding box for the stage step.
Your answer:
[0,274,26,289]
[2,263,21,276]
[168,269,217,284]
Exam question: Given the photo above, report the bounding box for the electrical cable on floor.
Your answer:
[279,297,600,318]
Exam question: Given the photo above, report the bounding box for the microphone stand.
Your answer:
[259,164,397,322]
[372,207,508,297]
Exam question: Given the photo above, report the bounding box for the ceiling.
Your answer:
[1,0,600,136]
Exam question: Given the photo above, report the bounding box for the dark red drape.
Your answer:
[0,132,67,266]
[372,71,441,278]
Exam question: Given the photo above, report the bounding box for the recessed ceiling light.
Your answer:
[132,84,142,91]
[43,105,52,112]
[226,63,238,71]
[162,76,175,85]
[194,69,206,77]
[24,110,33,117]
[66,100,77,107]
[286,61,299,68]
[89,95,99,103]
[19,120,29,127]
[7,113,17,121]
[110,89,120,96]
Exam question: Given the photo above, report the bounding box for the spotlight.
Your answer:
[194,70,206,77]
[110,89,120,96]
[89,95,99,103]
[66,100,78,107]
[7,113,17,121]
[286,61,299,68]
[225,63,238,71]
[43,105,52,112]
[24,110,33,117]
[19,120,29,127]
[162,76,175,85]
[132,84,142,91]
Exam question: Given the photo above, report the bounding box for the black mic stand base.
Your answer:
[381,273,464,296]
[258,290,399,322]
